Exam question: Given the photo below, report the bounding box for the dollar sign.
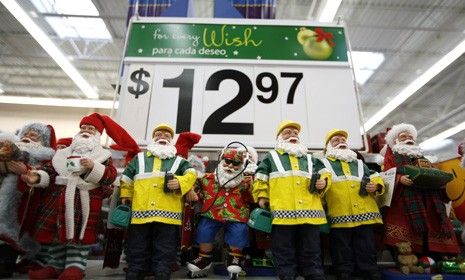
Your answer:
[128,68,150,99]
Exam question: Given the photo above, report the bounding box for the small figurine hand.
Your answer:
[21,170,40,185]
[185,189,199,202]
[7,161,28,175]
[167,178,180,190]
[121,198,132,205]
[365,182,378,193]
[315,179,327,190]
[400,175,413,186]
[258,197,270,209]
[80,158,94,170]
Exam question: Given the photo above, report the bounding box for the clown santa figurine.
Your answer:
[383,123,460,256]
[25,113,138,280]
[186,146,253,279]
[0,123,56,278]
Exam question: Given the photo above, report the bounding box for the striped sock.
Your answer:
[34,244,51,266]
[47,243,66,270]
[64,243,91,270]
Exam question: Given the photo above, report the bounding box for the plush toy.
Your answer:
[396,242,425,274]
[418,256,436,274]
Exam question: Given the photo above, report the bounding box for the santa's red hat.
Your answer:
[175,132,201,159]
[56,137,72,148]
[384,123,417,148]
[80,113,140,161]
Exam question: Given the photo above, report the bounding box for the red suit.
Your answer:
[383,147,460,254]
[34,147,117,245]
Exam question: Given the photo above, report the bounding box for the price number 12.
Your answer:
[164,69,303,135]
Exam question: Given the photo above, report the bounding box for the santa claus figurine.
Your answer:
[186,147,253,279]
[25,113,138,280]
[0,123,56,278]
[383,123,460,256]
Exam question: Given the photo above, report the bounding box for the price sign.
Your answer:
[117,18,364,149]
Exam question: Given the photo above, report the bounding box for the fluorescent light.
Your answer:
[45,17,112,40]
[0,95,118,109]
[351,51,385,85]
[1,0,98,99]
[364,37,465,131]
[30,0,99,16]
[318,0,342,22]
[419,121,465,149]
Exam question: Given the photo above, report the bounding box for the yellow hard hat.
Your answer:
[325,129,348,147]
[276,120,301,137]
[152,123,174,138]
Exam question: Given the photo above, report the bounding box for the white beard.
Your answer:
[147,140,177,159]
[325,143,358,162]
[15,139,54,165]
[275,135,308,157]
[215,162,243,189]
[392,140,423,157]
[70,132,101,156]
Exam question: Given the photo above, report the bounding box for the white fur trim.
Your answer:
[461,156,465,168]
[30,170,50,188]
[385,123,417,147]
[84,161,105,184]
[0,132,19,143]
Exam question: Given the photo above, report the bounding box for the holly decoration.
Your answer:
[297,27,335,60]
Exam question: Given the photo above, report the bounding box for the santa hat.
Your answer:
[19,123,56,150]
[188,155,209,174]
[222,148,245,163]
[80,113,140,161]
[56,137,72,148]
[245,145,258,164]
[384,123,417,148]
[175,132,201,159]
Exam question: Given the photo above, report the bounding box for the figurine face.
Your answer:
[153,129,172,145]
[79,125,97,137]
[222,159,242,171]
[330,135,348,149]
[397,131,415,145]
[21,129,42,144]
[280,127,300,143]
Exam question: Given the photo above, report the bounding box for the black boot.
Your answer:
[336,272,351,280]
[363,271,382,280]
[126,270,145,280]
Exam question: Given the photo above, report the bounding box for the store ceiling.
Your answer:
[0,0,464,146]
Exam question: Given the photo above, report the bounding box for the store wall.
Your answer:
[0,104,111,139]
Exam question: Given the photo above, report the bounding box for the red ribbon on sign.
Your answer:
[314,27,335,47]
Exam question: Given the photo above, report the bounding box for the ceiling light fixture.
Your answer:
[364,38,465,132]
[318,0,342,22]
[419,121,465,149]
[0,0,99,99]
[351,51,385,85]
[0,95,117,109]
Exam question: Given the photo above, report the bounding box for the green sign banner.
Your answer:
[125,21,348,62]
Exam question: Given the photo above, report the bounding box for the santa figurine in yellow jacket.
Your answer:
[253,120,331,280]
[120,123,197,280]
[317,129,384,280]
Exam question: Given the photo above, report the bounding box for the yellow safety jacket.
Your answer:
[318,157,384,228]
[253,149,331,225]
[120,151,196,225]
